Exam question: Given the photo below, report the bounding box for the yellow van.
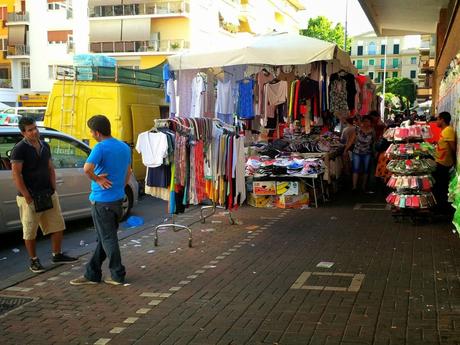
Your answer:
[44,66,168,181]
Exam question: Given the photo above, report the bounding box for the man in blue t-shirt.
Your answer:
[70,115,131,286]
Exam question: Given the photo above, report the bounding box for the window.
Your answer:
[48,2,66,10]
[385,72,389,78]
[21,62,30,88]
[377,72,384,83]
[392,71,398,78]
[48,65,56,79]
[369,71,374,80]
[43,136,89,169]
[410,70,416,79]
[352,60,355,66]
[381,44,386,55]
[0,6,7,20]
[357,46,363,56]
[392,58,399,68]
[369,59,375,66]
[393,44,399,54]
[380,58,385,68]
[356,60,363,69]
[411,57,417,64]
[368,42,376,55]
[48,30,73,44]
[0,135,22,170]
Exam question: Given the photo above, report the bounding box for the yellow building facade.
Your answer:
[0,0,17,88]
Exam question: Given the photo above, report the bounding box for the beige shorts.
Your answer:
[17,192,66,240]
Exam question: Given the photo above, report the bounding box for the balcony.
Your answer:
[417,87,432,98]
[89,39,189,54]
[89,1,189,18]
[7,45,30,58]
[0,79,12,89]
[7,12,29,24]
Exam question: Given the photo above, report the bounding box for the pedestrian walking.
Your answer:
[11,116,77,273]
[70,115,131,286]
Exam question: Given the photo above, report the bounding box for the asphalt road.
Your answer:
[0,195,169,289]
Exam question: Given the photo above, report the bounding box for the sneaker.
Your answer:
[70,276,98,286]
[52,253,78,264]
[103,277,124,286]
[29,258,45,273]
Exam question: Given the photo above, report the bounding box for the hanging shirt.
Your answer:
[162,63,170,103]
[256,70,274,116]
[167,78,176,117]
[216,79,234,115]
[436,125,455,167]
[264,80,288,119]
[177,69,199,117]
[135,131,169,168]
[237,79,255,119]
[190,74,205,118]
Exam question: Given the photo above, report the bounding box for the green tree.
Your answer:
[300,16,352,51]
[377,77,416,109]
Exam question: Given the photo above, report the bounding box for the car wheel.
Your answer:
[121,186,133,220]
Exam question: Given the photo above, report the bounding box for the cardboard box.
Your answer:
[276,181,299,196]
[247,193,275,208]
[275,193,310,209]
[253,181,276,195]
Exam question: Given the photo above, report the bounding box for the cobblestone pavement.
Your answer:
[1,195,460,345]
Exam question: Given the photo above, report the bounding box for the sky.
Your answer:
[301,0,374,37]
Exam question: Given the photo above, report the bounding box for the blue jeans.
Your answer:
[85,200,125,283]
[352,153,371,174]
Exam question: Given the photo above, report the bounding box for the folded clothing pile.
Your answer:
[386,192,436,209]
[246,156,325,177]
[387,175,434,191]
[387,158,436,174]
[385,142,435,158]
[383,125,432,141]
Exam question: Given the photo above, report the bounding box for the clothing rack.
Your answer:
[151,117,239,248]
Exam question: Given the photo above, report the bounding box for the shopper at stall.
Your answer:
[433,111,456,214]
[344,115,375,193]
[341,117,357,175]
[70,115,131,286]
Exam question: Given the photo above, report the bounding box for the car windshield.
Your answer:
[17,108,45,122]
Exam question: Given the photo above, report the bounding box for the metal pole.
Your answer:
[381,37,387,120]
[344,0,348,52]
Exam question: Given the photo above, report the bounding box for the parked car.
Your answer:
[0,112,22,126]
[0,126,138,234]
[0,107,46,126]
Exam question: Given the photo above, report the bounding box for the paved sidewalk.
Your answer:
[1,194,459,345]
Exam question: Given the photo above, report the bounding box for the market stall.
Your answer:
[164,32,375,209]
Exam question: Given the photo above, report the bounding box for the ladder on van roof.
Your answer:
[57,66,77,134]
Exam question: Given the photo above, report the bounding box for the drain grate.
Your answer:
[354,203,390,211]
[0,295,36,317]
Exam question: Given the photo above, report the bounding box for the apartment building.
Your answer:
[350,32,421,85]
[86,0,307,69]
[0,0,306,104]
[0,0,21,106]
[417,34,435,102]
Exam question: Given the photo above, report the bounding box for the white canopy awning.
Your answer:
[168,32,357,73]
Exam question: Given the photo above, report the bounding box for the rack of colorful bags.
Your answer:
[384,124,437,222]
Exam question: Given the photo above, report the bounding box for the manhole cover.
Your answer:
[0,295,36,317]
[354,203,390,211]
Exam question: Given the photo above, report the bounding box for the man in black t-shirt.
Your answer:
[11,117,77,273]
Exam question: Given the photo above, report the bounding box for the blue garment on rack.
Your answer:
[163,63,170,103]
[237,79,255,119]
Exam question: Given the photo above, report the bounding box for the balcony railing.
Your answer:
[90,39,189,54]
[7,12,29,23]
[0,79,12,88]
[7,45,30,56]
[89,1,189,18]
